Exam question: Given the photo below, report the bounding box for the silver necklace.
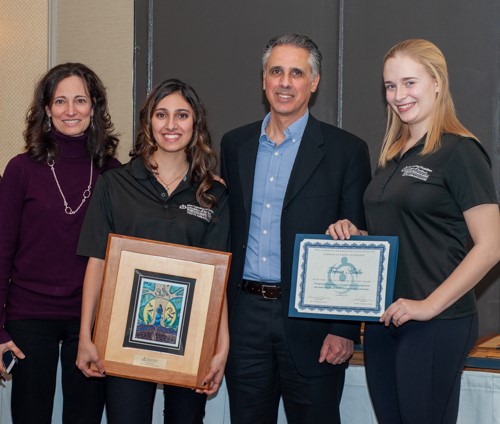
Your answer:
[155,165,189,193]
[48,157,93,215]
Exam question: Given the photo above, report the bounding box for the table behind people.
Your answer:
[2,360,499,423]
[0,62,120,424]
[221,33,371,424]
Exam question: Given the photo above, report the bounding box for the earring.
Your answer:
[46,116,52,132]
[90,115,94,130]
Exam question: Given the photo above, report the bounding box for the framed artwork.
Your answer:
[93,234,231,390]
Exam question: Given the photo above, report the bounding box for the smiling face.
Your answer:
[151,92,194,157]
[45,75,93,137]
[263,45,320,125]
[383,54,439,139]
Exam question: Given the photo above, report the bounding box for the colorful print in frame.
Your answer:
[123,270,194,355]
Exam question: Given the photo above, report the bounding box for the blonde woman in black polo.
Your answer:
[328,39,500,424]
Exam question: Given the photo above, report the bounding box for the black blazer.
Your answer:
[220,115,372,376]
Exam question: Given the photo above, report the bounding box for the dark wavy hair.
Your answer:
[132,79,218,208]
[24,63,119,168]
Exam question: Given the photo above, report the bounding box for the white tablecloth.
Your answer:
[1,365,499,423]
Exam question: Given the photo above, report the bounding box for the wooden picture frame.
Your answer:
[93,234,231,390]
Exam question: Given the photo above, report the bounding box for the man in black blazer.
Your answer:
[220,33,371,424]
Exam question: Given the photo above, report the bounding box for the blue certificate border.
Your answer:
[288,234,399,321]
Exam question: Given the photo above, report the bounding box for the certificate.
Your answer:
[289,234,398,321]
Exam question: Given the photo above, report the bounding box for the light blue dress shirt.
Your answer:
[242,110,309,284]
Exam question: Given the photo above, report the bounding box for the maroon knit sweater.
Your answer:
[0,130,120,343]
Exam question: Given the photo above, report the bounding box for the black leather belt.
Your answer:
[241,279,281,299]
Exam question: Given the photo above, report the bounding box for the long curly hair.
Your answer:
[379,39,476,167]
[24,62,119,168]
[132,79,218,208]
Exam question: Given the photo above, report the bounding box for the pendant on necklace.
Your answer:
[155,165,188,193]
[48,158,93,215]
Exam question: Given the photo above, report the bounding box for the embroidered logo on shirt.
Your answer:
[179,204,213,222]
[401,165,432,181]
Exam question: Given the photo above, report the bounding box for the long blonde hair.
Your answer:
[379,39,476,167]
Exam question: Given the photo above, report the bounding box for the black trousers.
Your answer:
[105,376,207,424]
[364,314,478,424]
[225,290,346,424]
[6,319,105,424]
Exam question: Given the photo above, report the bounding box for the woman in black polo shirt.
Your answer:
[76,79,229,424]
[328,39,500,423]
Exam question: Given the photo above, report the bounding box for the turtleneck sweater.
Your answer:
[0,130,120,343]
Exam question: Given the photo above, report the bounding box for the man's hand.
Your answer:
[318,334,353,365]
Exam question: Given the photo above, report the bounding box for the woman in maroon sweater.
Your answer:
[0,63,120,424]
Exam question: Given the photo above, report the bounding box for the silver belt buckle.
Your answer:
[261,284,277,299]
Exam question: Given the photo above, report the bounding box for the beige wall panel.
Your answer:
[54,0,134,162]
[0,1,48,174]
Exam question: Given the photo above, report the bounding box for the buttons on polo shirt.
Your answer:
[265,203,271,209]
[161,192,166,198]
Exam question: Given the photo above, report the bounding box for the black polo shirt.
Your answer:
[364,134,498,319]
[77,157,229,259]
